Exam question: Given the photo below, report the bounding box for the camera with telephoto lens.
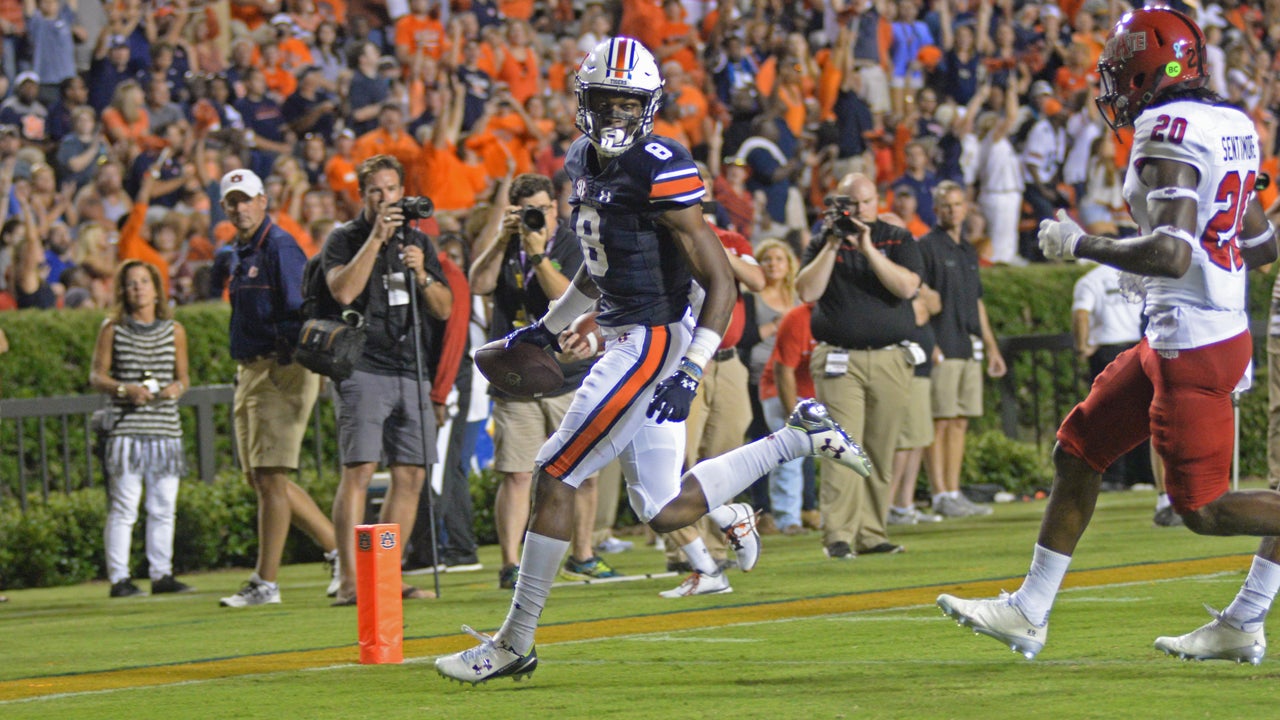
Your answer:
[520,206,546,231]
[394,196,435,220]
[823,195,862,237]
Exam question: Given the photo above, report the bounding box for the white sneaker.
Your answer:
[220,580,281,608]
[888,507,918,526]
[933,495,974,518]
[658,570,733,598]
[596,536,634,554]
[915,507,944,523]
[719,503,761,572]
[937,592,1046,659]
[435,626,538,684]
[325,550,341,598]
[1154,606,1266,665]
[787,399,872,477]
[956,493,994,516]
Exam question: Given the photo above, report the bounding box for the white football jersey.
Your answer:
[1123,99,1261,350]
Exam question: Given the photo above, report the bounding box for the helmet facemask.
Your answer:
[576,87,659,157]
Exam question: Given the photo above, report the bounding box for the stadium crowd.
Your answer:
[3,0,1280,582]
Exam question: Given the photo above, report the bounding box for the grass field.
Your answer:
[4,487,1277,720]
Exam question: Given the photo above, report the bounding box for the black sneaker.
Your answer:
[824,541,856,560]
[151,575,195,594]
[860,542,905,555]
[498,564,520,590]
[110,579,144,598]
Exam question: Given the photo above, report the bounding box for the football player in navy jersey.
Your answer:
[436,37,872,685]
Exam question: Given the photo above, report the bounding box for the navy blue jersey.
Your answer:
[564,134,705,328]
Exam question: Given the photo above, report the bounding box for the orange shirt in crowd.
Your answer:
[102,107,151,146]
[230,0,266,31]
[1054,66,1096,96]
[497,0,534,21]
[414,141,489,211]
[656,21,698,73]
[619,0,666,52]
[117,201,170,296]
[498,47,541,105]
[395,14,448,60]
[325,154,359,207]
[672,83,709,147]
[652,116,689,148]
[475,41,499,78]
[263,64,298,99]
[277,37,314,72]
[273,210,318,258]
[467,110,534,179]
[815,49,841,121]
[352,128,421,172]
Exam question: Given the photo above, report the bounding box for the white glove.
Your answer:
[1117,271,1147,304]
[1038,209,1085,260]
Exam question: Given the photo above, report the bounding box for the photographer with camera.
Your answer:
[796,172,923,560]
[469,172,616,589]
[322,154,453,605]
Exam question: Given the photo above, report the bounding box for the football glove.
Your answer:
[647,369,700,424]
[1038,209,1085,261]
[504,321,561,352]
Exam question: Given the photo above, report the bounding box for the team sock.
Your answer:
[1155,493,1172,512]
[693,430,806,510]
[678,535,721,576]
[495,532,568,656]
[1010,544,1072,627]
[1222,555,1280,634]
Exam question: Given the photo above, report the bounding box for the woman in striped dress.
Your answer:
[90,260,192,598]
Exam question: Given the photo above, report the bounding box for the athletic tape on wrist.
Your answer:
[683,327,723,372]
[542,282,595,334]
[1239,223,1276,250]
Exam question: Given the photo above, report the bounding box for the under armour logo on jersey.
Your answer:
[597,190,612,203]
[820,438,845,460]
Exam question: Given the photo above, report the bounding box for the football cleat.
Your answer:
[719,503,761,572]
[786,399,872,477]
[435,626,538,685]
[937,591,1046,660]
[1154,606,1266,665]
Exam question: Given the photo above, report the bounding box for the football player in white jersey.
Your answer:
[936,6,1280,663]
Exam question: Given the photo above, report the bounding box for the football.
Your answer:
[565,311,605,357]
[475,339,564,397]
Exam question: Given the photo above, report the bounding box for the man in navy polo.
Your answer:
[220,168,339,608]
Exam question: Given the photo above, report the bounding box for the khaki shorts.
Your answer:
[896,376,935,449]
[234,358,320,473]
[931,358,984,418]
[492,391,575,473]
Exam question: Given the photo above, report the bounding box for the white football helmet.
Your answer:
[575,37,664,157]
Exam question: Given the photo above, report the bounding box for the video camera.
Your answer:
[394,196,435,220]
[823,195,865,237]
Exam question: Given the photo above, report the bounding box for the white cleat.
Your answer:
[787,399,872,477]
[658,570,733,598]
[1154,606,1266,665]
[719,503,760,572]
[435,626,538,685]
[937,592,1046,660]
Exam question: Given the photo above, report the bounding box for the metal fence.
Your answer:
[0,385,333,510]
[2,334,1082,512]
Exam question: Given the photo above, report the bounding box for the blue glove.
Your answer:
[504,321,561,352]
[646,368,700,423]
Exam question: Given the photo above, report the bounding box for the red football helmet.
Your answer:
[1096,6,1208,130]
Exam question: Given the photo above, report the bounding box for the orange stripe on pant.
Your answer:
[546,326,671,478]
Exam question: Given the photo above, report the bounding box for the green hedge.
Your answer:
[2,264,1277,588]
